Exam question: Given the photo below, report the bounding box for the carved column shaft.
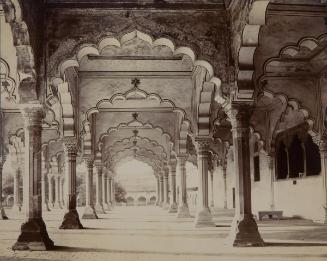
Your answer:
[159,176,164,205]
[163,170,169,207]
[168,161,178,213]
[267,155,275,211]
[82,158,98,219]
[102,173,108,207]
[177,155,190,218]
[222,166,227,209]
[107,176,112,204]
[319,139,327,223]
[227,104,263,246]
[0,159,8,219]
[13,167,22,211]
[156,176,160,205]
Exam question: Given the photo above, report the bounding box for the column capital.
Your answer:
[19,103,45,128]
[63,137,78,156]
[168,159,177,174]
[195,136,212,156]
[226,103,253,131]
[84,157,94,169]
[177,154,188,164]
[266,154,274,169]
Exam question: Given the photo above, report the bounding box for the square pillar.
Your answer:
[0,157,8,220]
[102,171,109,210]
[226,103,264,247]
[168,160,178,213]
[82,159,98,219]
[163,167,170,209]
[155,176,160,206]
[12,104,54,250]
[176,154,191,218]
[94,164,106,214]
[12,167,22,212]
[107,175,112,210]
[319,136,327,223]
[194,137,215,227]
[59,137,83,229]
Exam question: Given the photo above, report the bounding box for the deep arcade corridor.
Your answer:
[1,0,327,260]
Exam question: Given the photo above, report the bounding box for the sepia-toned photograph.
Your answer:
[0,0,326,260]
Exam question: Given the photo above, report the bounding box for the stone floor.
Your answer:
[0,206,327,261]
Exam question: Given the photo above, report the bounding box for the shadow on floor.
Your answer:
[265,241,327,247]
[52,245,327,258]
[0,257,62,261]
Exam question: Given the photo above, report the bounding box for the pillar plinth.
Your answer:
[226,104,264,247]
[168,160,178,213]
[0,159,8,220]
[177,155,191,218]
[60,137,83,229]
[82,159,98,219]
[13,104,54,250]
[95,164,106,214]
[194,138,215,227]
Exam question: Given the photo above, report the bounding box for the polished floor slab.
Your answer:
[0,206,327,261]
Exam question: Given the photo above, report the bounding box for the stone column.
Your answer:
[102,171,109,210]
[107,175,112,210]
[177,155,191,218]
[227,104,264,247]
[163,168,169,209]
[95,164,105,214]
[53,175,62,209]
[155,176,160,206]
[48,175,54,208]
[111,178,115,206]
[168,160,178,213]
[194,138,215,227]
[13,104,54,250]
[210,170,214,208]
[60,137,83,229]
[319,137,327,223]
[267,155,275,211]
[12,167,22,212]
[159,175,164,207]
[82,159,98,219]
[60,176,65,207]
[41,157,50,211]
[0,157,8,219]
[222,166,228,209]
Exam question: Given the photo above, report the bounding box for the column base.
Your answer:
[168,202,178,213]
[163,203,170,210]
[155,201,160,206]
[0,207,8,220]
[42,203,51,212]
[59,209,84,229]
[12,218,54,251]
[82,205,98,219]
[227,214,264,247]
[95,204,106,214]
[12,204,22,212]
[177,204,191,218]
[194,207,215,227]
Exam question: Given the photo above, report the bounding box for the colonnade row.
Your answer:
[1,103,327,250]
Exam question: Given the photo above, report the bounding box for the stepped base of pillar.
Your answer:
[59,209,84,229]
[12,204,22,212]
[168,203,178,213]
[194,207,215,227]
[42,203,51,212]
[82,205,98,219]
[12,218,54,251]
[95,204,106,214]
[227,214,264,247]
[177,204,191,218]
[0,207,8,220]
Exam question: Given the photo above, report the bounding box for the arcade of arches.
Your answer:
[0,0,327,258]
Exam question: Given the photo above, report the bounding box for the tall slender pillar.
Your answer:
[0,157,8,220]
[168,160,178,213]
[159,175,164,207]
[222,166,228,209]
[60,176,65,207]
[102,171,109,210]
[95,164,105,214]
[41,157,50,211]
[48,175,54,208]
[194,138,215,227]
[82,159,98,219]
[227,104,264,247]
[177,154,191,218]
[12,167,22,211]
[13,104,54,250]
[163,168,169,209]
[111,178,115,206]
[267,155,275,211]
[60,137,83,229]
[107,175,112,210]
[210,170,214,208]
[53,175,62,209]
[155,176,160,206]
[319,136,327,223]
